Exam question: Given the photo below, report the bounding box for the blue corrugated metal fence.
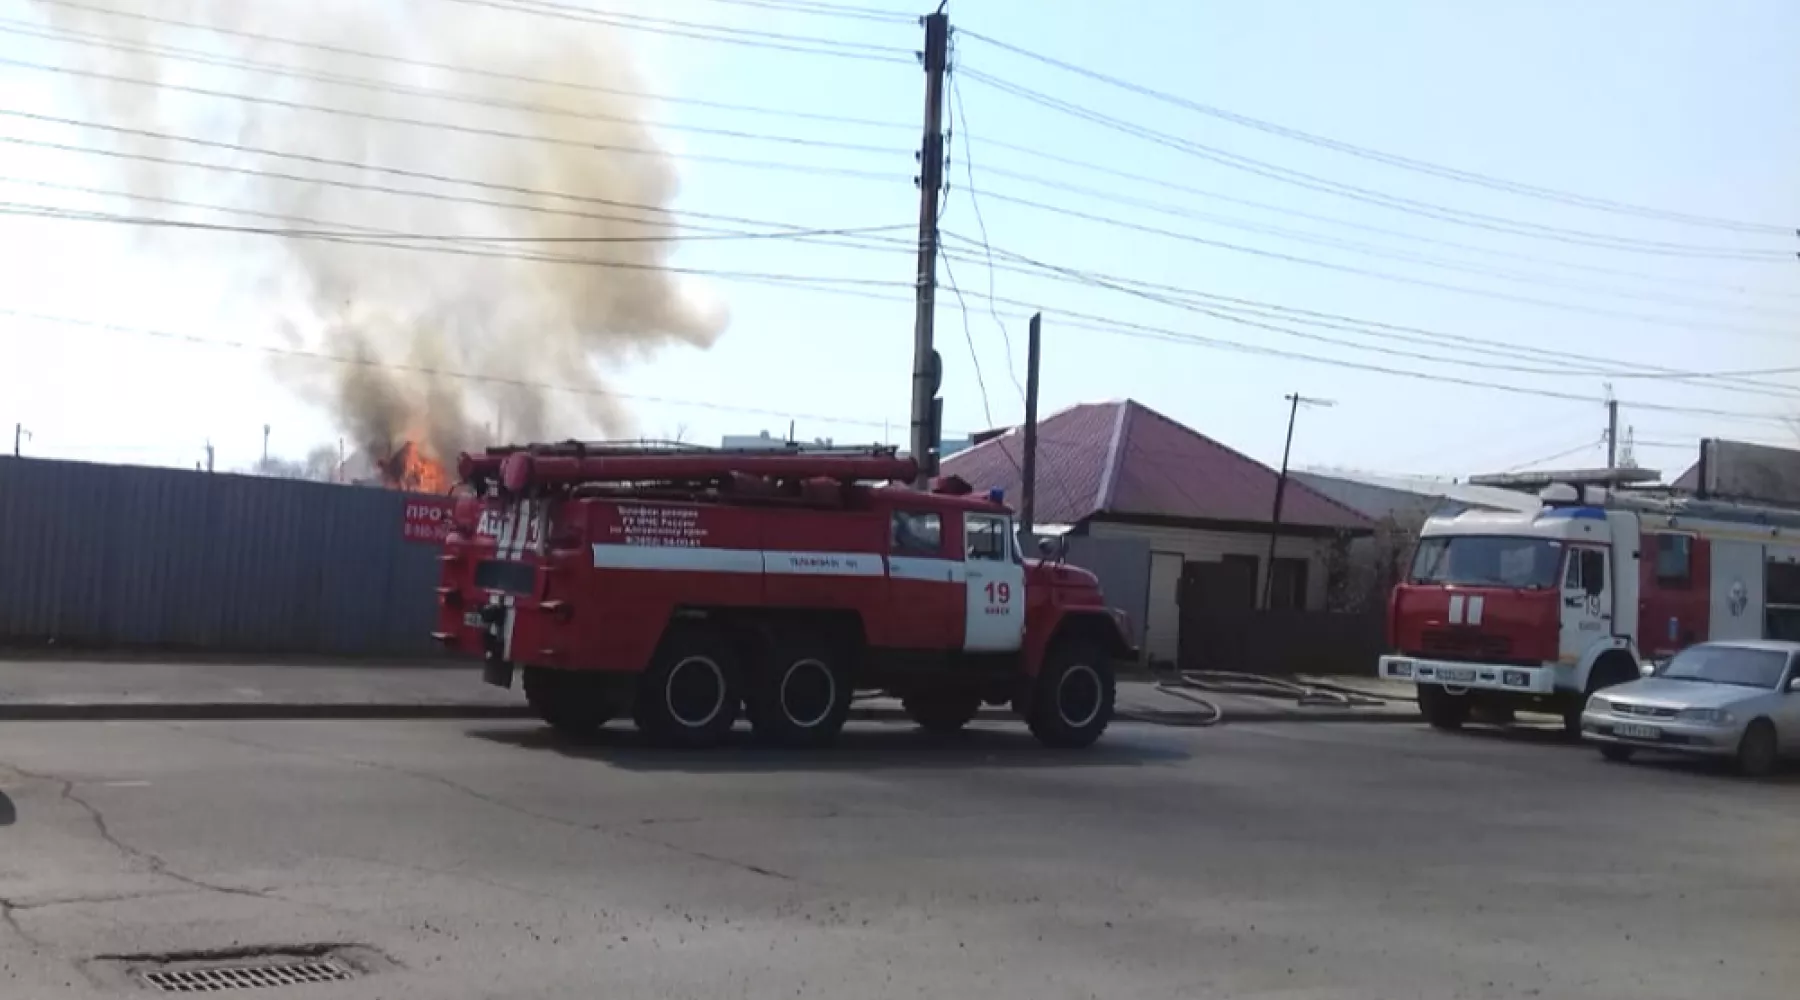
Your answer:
[0,457,442,655]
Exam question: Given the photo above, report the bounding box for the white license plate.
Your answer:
[1438,667,1476,682]
[463,611,484,628]
[1614,723,1661,741]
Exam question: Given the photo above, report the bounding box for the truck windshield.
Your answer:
[1409,536,1562,589]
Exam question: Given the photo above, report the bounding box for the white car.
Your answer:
[1580,640,1800,777]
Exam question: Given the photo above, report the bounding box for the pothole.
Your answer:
[95,944,389,993]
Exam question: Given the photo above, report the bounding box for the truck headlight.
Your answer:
[1675,707,1734,726]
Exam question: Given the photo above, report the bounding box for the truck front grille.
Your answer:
[1418,628,1512,660]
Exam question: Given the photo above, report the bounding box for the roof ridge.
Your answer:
[1114,400,1374,528]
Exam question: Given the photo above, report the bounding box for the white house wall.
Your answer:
[1086,522,1336,663]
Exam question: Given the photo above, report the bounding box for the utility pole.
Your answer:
[205,440,214,474]
[1261,393,1334,610]
[1019,313,1042,538]
[262,424,271,464]
[12,423,27,458]
[907,6,950,486]
[1605,397,1619,470]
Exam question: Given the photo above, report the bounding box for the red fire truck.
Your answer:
[1379,477,1800,734]
[432,444,1134,749]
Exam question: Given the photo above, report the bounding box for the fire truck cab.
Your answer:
[433,444,1134,749]
[1381,476,1800,734]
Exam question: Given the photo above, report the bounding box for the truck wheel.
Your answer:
[1735,719,1779,778]
[1027,639,1115,749]
[633,628,740,748]
[1568,654,1637,739]
[522,667,616,738]
[902,691,982,733]
[747,640,852,748]
[1418,684,1469,731]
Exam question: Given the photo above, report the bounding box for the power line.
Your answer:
[957,28,1791,237]
[965,189,1797,342]
[0,110,909,240]
[0,57,905,182]
[679,0,914,22]
[946,67,1025,401]
[0,21,912,158]
[0,200,907,245]
[30,0,914,131]
[1502,438,1604,473]
[957,66,1791,262]
[0,306,931,432]
[963,144,1800,303]
[938,287,1795,426]
[0,202,918,288]
[939,235,1800,399]
[961,158,1800,321]
[429,0,915,61]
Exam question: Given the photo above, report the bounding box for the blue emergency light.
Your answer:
[987,488,1005,504]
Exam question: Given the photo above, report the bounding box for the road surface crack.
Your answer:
[0,755,287,906]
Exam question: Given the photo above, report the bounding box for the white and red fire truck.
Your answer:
[1380,479,1800,733]
[432,444,1134,749]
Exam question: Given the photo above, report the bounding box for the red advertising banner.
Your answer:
[403,497,457,544]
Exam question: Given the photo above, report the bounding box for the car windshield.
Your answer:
[1409,536,1563,589]
[1660,645,1789,689]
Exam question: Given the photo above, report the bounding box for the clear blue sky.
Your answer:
[1,0,1796,479]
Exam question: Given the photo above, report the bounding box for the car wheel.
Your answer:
[1598,744,1635,763]
[1735,719,1779,778]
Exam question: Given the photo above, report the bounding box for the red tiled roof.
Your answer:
[940,399,1373,531]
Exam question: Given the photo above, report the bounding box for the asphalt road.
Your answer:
[0,717,1793,999]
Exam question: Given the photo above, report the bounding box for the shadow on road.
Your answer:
[1442,721,1578,748]
[0,790,14,827]
[466,722,1190,772]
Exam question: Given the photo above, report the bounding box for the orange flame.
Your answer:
[383,441,451,494]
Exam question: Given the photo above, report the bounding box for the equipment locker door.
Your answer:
[963,513,1025,652]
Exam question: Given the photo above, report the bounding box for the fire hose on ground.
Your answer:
[1130,669,1411,727]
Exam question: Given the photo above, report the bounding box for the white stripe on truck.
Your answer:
[590,544,953,579]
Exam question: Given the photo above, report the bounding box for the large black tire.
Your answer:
[1418,684,1469,731]
[1599,744,1635,763]
[1568,655,1638,739]
[1736,719,1779,778]
[902,691,982,733]
[633,627,741,748]
[746,638,853,748]
[522,667,617,737]
[1027,639,1115,749]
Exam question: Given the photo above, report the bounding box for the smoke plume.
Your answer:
[37,0,727,461]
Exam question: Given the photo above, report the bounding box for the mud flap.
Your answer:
[482,660,513,689]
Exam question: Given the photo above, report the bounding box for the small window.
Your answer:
[1654,534,1692,586]
[965,515,1007,561]
[1564,552,1582,590]
[891,511,942,556]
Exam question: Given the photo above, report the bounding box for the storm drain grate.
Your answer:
[141,960,354,992]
